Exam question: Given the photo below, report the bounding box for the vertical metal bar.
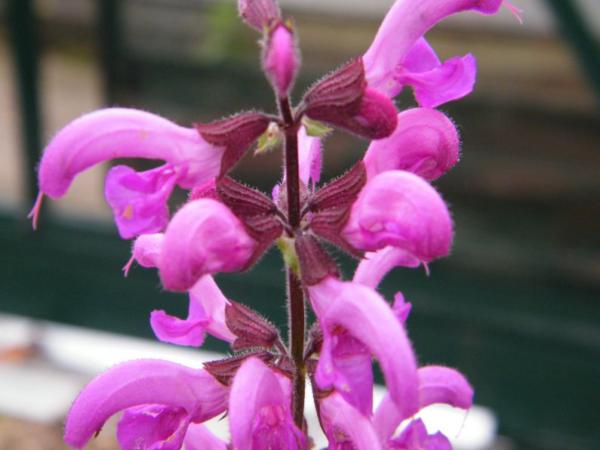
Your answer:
[545,0,600,108]
[7,0,42,207]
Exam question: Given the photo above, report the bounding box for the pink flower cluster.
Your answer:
[31,1,512,449]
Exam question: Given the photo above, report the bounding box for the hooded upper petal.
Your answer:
[363,108,459,181]
[130,232,164,269]
[39,108,224,199]
[363,0,502,93]
[373,366,473,442]
[309,277,419,418]
[341,171,453,263]
[159,199,257,291]
[64,359,228,449]
[418,365,473,410]
[229,357,305,450]
[319,392,383,450]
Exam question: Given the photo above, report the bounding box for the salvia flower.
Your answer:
[30,0,508,448]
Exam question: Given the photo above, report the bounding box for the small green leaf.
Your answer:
[255,122,283,155]
[276,237,300,276]
[302,117,333,138]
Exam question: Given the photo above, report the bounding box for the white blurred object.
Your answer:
[0,313,497,448]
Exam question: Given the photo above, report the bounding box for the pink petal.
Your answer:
[64,359,228,449]
[363,108,460,181]
[309,277,419,418]
[418,365,473,410]
[315,331,374,416]
[105,164,178,239]
[229,357,305,450]
[319,392,383,450]
[131,233,164,269]
[342,171,453,263]
[298,126,322,185]
[390,418,452,450]
[397,53,477,108]
[263,23,298,97]
[364,0,502,92]
[393,292,413,324]
[159,199,257,291]
[353,247,420,289]
[184,424,228,450]
[117,404,190,450]
[150,309,209,347]
[151,275,235,346]
[39,108,223,199]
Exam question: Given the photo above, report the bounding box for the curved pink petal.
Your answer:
[363,108,460,182]
[64,359,228,449]
[229,357,305,450]
[364,0,502,92]
[398,54,477,108]
[309,277,419,418]
[184,424,227,450]
[151,275,235,346]
[319,392,383,450]
[298,126,322,185]
[150,309,209,347]
[353,247,420,289]
[389,418,452,450]
[373,366,472,442]
[105,164,178,239]
[342,171,453,263]
[39,108,223,199]
[159,199,257,291]
[117,404,189,450]
[418,365,473,410]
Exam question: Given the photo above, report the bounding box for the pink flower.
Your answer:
[229,357,306,449]
[64,359,228,450]
[238,0,281,31]
[158,198,261,291]
[363,0,504,107]
[308,276,419,418]
[34,108,224,237]
[341,170,453,263]
[363,108,460,181]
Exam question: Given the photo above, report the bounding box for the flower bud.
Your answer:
[262,22,299,98]
[238,0,281,31]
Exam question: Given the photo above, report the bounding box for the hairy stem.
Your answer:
[279,96,306,428]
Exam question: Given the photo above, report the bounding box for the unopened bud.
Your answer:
[238,0,281,31]
[263,22,299,98]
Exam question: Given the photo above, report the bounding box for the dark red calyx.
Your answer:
[307,162,366,257]
[301,58,365,119]
[295,234,340,286]
[304,321,323,359]
[301,58,398,140]
[225,300,282,352]
[216,177,284,268]
[204,351,274,386]
[195,111,271,177]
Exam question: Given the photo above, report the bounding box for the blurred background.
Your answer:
[0,0,599,449]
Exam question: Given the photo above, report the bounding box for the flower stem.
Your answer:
[279,96,306,428]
